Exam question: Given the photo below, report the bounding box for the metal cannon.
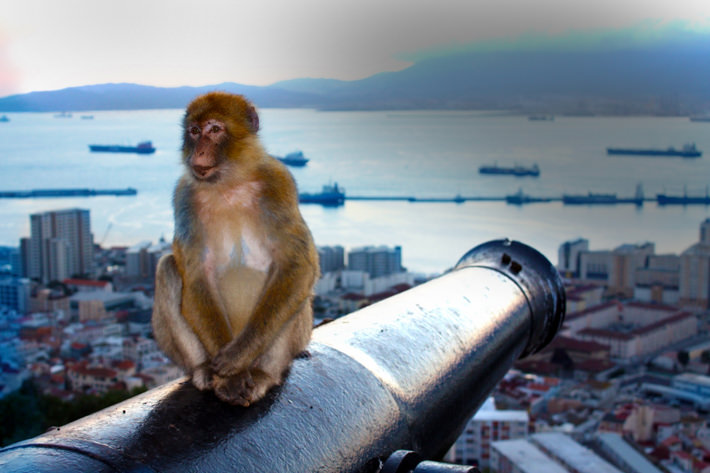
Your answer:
[0,239,565,473]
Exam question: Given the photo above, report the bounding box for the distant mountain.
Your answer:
[2,32,710,115]
[0,82,322,112]
[274,36,710,114]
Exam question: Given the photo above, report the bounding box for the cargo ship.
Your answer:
[275,150,309,166]
[479,163,540,177]
[0,188,137,198]
[657,187,710,205]
[606,143,702,158]
[89,141,156,154]
[299,183,345,206]
[528,115,554,121]
[505,188,552,205]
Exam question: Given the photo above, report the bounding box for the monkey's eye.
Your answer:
[189,126,200,136]
[210,125,221,133]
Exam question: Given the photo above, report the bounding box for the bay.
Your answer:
[0,109,709,274]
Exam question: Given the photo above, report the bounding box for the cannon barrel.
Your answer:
[0,239,565,473]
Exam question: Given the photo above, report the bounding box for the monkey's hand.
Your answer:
[192,362,214,391]
[211,337,253,377]
[213,371,256,407]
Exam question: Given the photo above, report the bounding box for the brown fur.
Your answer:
[152,92,318,405]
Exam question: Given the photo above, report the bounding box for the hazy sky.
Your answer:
[1,0,708,96]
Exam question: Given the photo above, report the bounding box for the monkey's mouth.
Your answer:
[191,165,219,181]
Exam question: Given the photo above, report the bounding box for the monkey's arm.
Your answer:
[211,168,318,377]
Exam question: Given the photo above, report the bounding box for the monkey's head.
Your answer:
[182,92,260,182]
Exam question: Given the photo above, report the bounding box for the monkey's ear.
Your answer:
[247,106,259,133]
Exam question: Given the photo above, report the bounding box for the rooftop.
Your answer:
[473,409,529,423]
[531,432,622,473]
[491,439,569,473]
[596,432,664,473]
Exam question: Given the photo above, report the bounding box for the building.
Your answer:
[70,291,151,321]
[67,363,120,394]
[673,373,710,398]
[27,208,94,283]
[0,276,30,313]
[558,238,589,278]
[634,254,680,305]
[125,239,171,280]
[318,245,345,274]
[64,278,113,293]
[530,432,622,473]
[490,438,569,473]
[450,401,529,468]
[563,301,697,362]
[347,245,403,278]
[595,433,664,473]
[579,250,612,282]
[607,243,655,297]
[679,237,710,308]
[515,336,614,380]
[640,374,710,411]
[564,283,604,313]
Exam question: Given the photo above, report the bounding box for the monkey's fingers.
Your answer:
[213,372,255,406]
[211,339,251,376]
[191,363,214,391]
[211,352,240,377]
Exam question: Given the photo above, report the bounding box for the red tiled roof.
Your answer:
[578,328,634,341]
[565,301,617,320]
[550,336,610,352]
[63,279,109,288]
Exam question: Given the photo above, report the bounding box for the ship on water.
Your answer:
[274,150,309,166]
[505,188,552,205]
[299,183,345,206]
[606,143,702,158]
[0,188,137,198]
[479,163,540,177]
[89,141,156,154]
[528,115,554,121]
[657,186,710,205]
[563,184,644,206]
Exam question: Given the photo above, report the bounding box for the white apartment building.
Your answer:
[347,245,403,278]
[450,399,528,469]
[564,302,697,362]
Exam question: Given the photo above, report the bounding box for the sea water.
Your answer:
[0,109,709,274]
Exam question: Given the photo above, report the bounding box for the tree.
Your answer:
[0,381,146,447]
[677,350,690,368]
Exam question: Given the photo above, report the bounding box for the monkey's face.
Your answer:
[182,92,261,184]
[184,119,229,182]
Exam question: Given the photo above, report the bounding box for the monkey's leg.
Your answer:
[214,304,312,406]
[152,254,213,390]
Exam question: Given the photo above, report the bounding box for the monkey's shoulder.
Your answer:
[257,159,298,197]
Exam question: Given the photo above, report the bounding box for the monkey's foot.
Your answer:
[296,350,311,360]
[191,363,214,391]
[213,372,257,407]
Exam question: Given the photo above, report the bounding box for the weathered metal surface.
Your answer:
[0,239,565,473]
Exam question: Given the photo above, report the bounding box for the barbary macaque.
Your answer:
[152,92,319,406]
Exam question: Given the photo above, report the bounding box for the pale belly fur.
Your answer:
[202,223,271,338]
